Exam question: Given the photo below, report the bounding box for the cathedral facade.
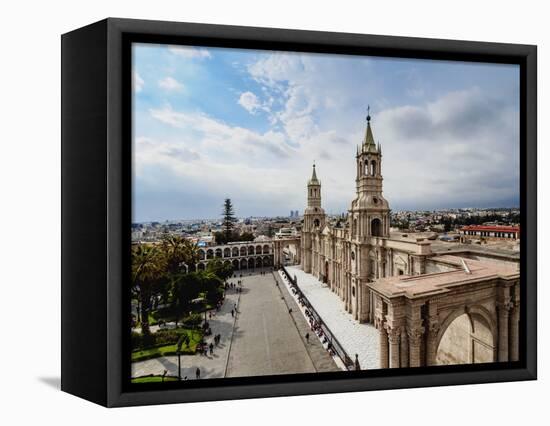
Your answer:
[301,112,394,323]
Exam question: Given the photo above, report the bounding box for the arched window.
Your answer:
[371,160,377,176]
[314,218,320,227]
[371,218,382,237]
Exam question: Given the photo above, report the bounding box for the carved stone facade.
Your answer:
[300,113,521,367]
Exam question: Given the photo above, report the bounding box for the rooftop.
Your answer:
[461,225,519,232]
[369,255,519,300]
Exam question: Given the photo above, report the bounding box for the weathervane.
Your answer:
[366,105,371,122]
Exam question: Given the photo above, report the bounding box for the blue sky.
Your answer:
[132,43,519,222]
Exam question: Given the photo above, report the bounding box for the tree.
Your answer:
[131,244,166,337]
[170,270,224,323]
[206,258,234,282]
[239,232,255,242]
[222,198,236,241]
[161,235,199,275]
[170,272,203,325]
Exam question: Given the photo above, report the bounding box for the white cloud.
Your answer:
[169,46,212,59]
[133,71,144,93]
[158,76,184,92]
[237,91,261,114]
[149,105,293,160]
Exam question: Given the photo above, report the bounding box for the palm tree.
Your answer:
[131,244,165,337]
[161,235,199,275]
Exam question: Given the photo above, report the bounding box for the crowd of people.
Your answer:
[281,270,338,359]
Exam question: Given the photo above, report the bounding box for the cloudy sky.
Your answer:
[132,43,519,222]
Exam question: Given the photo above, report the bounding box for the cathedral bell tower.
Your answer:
[348,108,391,323]
[302,163,326,273]
[351,108,390,241]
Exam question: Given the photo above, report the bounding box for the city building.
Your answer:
[299,113,520,367]
[459,225,520,241]
[196,239,274,270]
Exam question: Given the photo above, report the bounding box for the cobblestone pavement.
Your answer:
[225,271,318,377]
[131,286,241,380]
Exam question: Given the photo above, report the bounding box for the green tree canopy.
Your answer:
[222,198,236,240]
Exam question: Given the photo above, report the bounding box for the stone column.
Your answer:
[400,326,409,368]
[422,301,439,366]
[498,299,511,362]
[388,327,401,368]
[379,325,389,369]
[509,303,519,362]
[407,326,424,367]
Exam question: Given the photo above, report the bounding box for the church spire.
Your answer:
[309,162,319,184]
[362,106,377,153]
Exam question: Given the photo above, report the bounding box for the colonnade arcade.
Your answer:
[197,242,273,271]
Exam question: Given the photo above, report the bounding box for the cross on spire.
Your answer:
[310,161,318,182]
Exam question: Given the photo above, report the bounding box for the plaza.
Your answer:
[132,269,339,380]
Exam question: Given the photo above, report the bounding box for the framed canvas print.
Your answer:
[61,18,537,407]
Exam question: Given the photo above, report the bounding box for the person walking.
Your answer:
[196,367,201,379]
[305,332,310,344]
[231,309,234,318]
[209,342,214,355]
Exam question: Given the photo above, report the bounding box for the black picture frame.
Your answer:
[61,17,537,407]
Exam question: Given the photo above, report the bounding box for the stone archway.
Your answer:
[435,307,496,365]
[232,259,239,270]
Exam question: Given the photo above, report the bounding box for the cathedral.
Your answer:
[299,112,520,367]
[301,110,392,324]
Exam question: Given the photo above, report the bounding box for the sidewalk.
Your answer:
[131,288,240,380]
[285,266,380,370]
